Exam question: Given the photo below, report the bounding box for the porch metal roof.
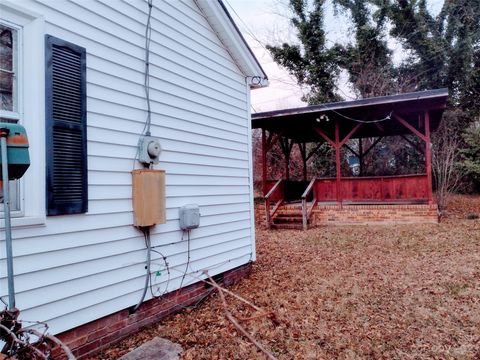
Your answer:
[252,88,449,142]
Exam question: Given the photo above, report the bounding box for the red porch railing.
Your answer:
[314,174,429,203]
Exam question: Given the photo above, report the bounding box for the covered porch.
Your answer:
[252,89,449,229]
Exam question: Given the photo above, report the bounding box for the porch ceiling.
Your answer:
[252,88,449,143]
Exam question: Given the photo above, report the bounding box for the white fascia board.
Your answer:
[194,0,268,89]
[0,0,43,20]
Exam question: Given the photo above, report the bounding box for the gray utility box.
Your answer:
[138,136,161,165]
[179,204,200,230]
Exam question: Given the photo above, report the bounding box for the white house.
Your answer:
[0,0,267,357]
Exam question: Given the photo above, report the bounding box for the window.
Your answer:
[0,23,18,115]
[0,22,21,213]
[0,1,45,228]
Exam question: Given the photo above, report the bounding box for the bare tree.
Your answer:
[431,111,466,213]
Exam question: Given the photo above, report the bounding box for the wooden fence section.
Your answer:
[315,174,429,203]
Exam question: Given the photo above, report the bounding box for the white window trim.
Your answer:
[1,20,23,216]
[0,1,45,228]
[0,19,22,120]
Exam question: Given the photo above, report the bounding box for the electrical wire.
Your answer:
[138,254,252,313]
[149,248,171,299]
[132,227,152,313]
[144,252,253,310]
[132,0,154,169]
[328,110,393,124]
[142,0,154,137]
[133,249,253,314]
[131,1,156,312]
[178,230,191,290]
[223,0,268,54]
[224,0,268,86]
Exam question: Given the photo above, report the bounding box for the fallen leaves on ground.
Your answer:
[94,196,480,359]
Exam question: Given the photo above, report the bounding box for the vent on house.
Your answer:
[45,35,87,215]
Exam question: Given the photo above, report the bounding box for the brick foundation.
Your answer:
[313,203,439,225]
[254,202,439,226]
[254,202,266,228]
[55,263,252,359]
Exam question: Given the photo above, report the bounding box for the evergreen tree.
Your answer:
[382,0,480,119]
[267,0,480,112]
[331,0,396,97]
[266,0,341,104]
[383,0,480,191]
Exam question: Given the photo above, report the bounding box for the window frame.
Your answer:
[1,20,23,215]
[0,1,45,228]
[0,20,22,119]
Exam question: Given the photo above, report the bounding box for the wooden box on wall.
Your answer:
[132,169,166,227]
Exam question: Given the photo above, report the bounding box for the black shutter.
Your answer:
[45,35,87,215]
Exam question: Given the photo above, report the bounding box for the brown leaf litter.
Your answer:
[92,195,480,359]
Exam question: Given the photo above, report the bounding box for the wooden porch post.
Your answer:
[424,111,433,204]
[299,142,308,181]
[315,122,361,204]
[335,120,341,204]
[262,129,267,195]
[358,138,363,176]
[302,158,307,181]
[280,137,294,181]
[285,152,291,180]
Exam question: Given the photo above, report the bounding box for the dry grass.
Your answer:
[96,196,480,359]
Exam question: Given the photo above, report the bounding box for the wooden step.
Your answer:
[275,213,302,220]
[273,216,309,223]
[271,213,310,229]
[268,202,311,229]
[275,209,303,215]
[271,223,304,230]
[274,218,300,224]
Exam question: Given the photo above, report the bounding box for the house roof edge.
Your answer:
[194,0,268,88]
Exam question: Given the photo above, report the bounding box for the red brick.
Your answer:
[56,263,252,359]
[86,325,111,343]
[56,329,78,344]
[66,334,89,350]
[74,340,101,359]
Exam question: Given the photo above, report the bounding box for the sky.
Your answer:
[226,0,444,113]
[226,0,312,112]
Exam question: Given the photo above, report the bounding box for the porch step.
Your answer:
[273,214,308,224]
[275,212,303,218]
[271,208,309,229]
[271,223,304,230]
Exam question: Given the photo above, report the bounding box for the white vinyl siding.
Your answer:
[0,0,255,335]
